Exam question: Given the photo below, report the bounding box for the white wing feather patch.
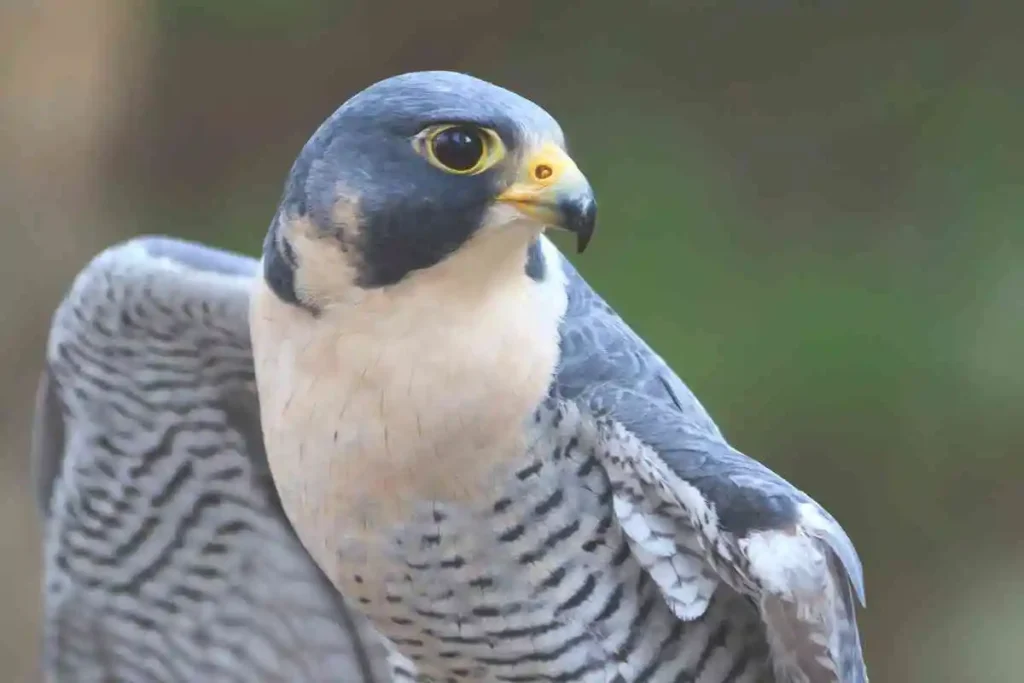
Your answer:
[595,417,868,682]
[598,420,721,621]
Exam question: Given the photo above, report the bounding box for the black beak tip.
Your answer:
[576,231,592,254]
[567,197,597,254]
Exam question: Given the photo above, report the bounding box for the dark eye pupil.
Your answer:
[432,127,484,171]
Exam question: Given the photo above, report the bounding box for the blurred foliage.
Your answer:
[157,0,339,34]
[4,0,1023,681]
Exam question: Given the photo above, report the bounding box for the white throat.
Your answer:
[251,232,568,554]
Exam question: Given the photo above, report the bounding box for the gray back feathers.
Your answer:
[33,237,402,682]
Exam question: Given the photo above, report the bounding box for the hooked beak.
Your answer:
[496,143,597,253]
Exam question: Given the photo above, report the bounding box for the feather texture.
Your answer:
[251,233,867,682]
[33,237,404,682]
[556,256,868,683]
[34,232,868,683]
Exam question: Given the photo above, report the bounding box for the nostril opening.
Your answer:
[534,164,553,180]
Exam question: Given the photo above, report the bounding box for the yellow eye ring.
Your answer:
[414,124,506,175]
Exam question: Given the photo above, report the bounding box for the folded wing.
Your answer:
[555,257,868,683]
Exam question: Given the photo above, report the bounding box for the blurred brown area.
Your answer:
[2,1,1022,681]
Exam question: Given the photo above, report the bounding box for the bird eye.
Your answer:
[431,126,483,172]
[417,124,505,175]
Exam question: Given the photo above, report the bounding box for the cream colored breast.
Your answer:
[250,229,567,593]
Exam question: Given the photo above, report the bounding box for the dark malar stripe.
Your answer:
[525,238,546,281]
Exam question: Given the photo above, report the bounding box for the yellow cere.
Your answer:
[496,142,583,207]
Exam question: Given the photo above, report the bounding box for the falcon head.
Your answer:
[262,71,596,312]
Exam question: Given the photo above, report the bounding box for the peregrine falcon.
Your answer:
[250,71,869,682]
[33,71,867,683]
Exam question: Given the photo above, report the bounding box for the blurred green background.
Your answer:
[2,1,1022,681]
